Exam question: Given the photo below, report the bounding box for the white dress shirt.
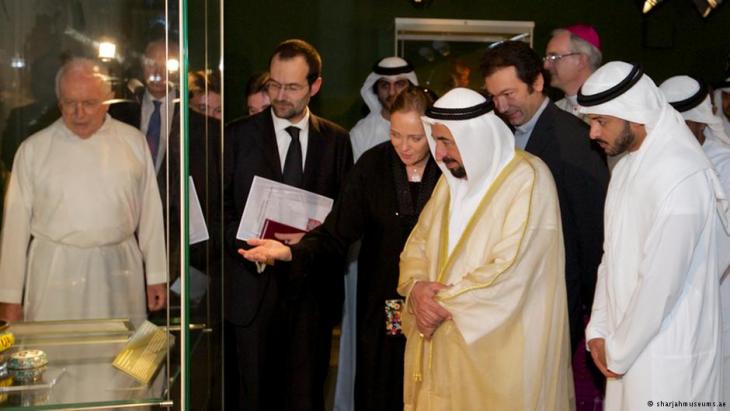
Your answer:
[140,89,176,171]
[271,107,310,172]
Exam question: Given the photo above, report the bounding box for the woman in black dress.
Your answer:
[241,86,440,410]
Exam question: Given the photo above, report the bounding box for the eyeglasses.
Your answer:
[542,52,580,64]
[266,80,307,94]
[60,99,104,112]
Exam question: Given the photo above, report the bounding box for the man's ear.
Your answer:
[628,121,648,139]
[533,72,545,93]
[576,53,589,71]
[309,77,323,97]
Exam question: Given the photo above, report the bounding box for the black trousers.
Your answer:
[224,282,333,411]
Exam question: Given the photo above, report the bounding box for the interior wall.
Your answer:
[223,0,730,127]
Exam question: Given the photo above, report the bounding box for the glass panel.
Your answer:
[395,18,534,96]
[0,0,181,408]
[178,0,224,409]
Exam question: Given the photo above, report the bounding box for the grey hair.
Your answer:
[551,28,603,72]
[54,57,112,99]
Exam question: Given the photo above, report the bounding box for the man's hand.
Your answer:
[239,238,293,264]
[587,338,622,378]
[147,283,167,311]
[0,303,22,322]
[274,232,306,245]
[409,281,452,340]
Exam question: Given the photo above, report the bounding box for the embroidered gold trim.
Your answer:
[436,151,536,299]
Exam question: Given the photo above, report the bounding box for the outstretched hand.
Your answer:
[239,238,293,264]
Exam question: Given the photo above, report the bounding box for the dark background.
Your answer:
[219,0,730,128]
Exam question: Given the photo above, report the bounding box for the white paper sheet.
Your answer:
[236,176,334,241]
[189,177,209,245]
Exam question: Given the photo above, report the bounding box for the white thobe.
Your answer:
[704,135,730,400]
[349,112,389,161]
[713,90,730,143]
[705,136,730,197]
[0,116,167,325]
[586,112,725,410]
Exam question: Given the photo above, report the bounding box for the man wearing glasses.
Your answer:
[109,38,180,175]
[224,39,353,411]
[481,41,609,354]
[0,58,167,325]
[544,24,603,122]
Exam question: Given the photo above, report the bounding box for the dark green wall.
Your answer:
[222,0,730,127]
[188,0,221,73]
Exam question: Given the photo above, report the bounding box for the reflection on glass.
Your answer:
[401,40,487,97]
[395,18,534,97]
[0,0,181,408]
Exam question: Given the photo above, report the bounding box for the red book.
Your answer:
[260,219,306,240]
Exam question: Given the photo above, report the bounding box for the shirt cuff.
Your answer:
[0,289,23,305]
[584,325,607,352]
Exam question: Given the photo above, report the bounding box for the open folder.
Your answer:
[237,176,334,241]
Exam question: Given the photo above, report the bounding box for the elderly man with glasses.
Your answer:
[544,25,603,122]
[0,57,167,325]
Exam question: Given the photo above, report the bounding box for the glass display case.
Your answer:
[0,0,224,409]
[394,18,534,96]
[1,319,172,409]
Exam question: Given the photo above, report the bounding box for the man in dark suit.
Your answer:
[109,39,180,175]
[224,39,353,411]
[481,41,609,352]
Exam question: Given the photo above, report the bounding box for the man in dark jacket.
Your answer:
[481,40,609,352]
[223,39,352,411]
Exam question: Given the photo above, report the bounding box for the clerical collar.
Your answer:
[577,63,644,107]
[425,100,494,120]
[668,79,708,113]
[565,94,579,108]
[373,61,414,76]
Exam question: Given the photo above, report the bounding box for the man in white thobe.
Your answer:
[660,75,730,401]
[580,62,728,410]
[398,88,574,410]
[659,75,730,207]
[713,76,730,140]
[0,58,167,325]
[350,57,418,160]
[335,56,419,411]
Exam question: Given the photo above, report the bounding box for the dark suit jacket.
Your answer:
[108,95,179,198]
[108,101,142,129]
[223,108,353,326]
[167,110,223,290]
[108,88,145,128]
[526,101,609,349]
[1,102,61,170]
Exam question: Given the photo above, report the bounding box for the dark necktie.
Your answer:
[282,126,303,187]
[146,100,162,162]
